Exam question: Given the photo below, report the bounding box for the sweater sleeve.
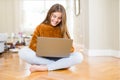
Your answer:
[70,46,74,52]
[64,32,74,52]
[29,25,41,51]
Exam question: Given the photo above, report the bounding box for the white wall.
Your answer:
[119,0,120,50]
[86,0,120,57]
[89,0,115,49]
[73,0,89,49]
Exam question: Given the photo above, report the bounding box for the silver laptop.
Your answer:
[36,37,73,57]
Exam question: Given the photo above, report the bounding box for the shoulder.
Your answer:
[36,23,50,29]
[36,23,44,28]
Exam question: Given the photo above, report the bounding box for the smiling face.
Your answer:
[50,12,62,26]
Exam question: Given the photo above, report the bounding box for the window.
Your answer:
[22,0,67,33]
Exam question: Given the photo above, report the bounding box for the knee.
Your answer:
[18,48,26,59]
[71,52,84,64]
[18,47,30,59]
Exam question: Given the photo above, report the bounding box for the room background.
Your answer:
[0,0,120,58]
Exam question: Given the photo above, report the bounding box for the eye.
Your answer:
[52,15,56,18]
[58,17,62,20]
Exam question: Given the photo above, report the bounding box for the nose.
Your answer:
[54,18,59,22]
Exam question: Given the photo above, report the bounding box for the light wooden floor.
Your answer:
[0,52,120,80]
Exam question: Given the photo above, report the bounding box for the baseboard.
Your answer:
[84,49,120,58]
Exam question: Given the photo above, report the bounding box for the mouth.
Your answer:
[52,21,58,25]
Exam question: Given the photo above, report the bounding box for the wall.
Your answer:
[119,0,120,50]
[73,0,89,49]
[85,0,120,57]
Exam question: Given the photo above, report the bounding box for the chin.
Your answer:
[51,24,57,27]
[52,25,57,26]
[51,23,60,27]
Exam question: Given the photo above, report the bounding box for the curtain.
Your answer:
[0,0,22,34]
[0,0,74,38]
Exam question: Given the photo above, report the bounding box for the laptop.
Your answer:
[36,37,73,57]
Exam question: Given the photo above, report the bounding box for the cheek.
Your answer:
[58,19,62,23]
[50,16,53,21]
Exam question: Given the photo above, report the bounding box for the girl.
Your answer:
[18,4,83,72]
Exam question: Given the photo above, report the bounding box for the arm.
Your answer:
[29,25,41,51]
[64,31,75,52]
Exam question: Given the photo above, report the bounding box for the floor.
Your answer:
[0,51,120,80]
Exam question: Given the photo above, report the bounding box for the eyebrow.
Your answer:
[52,14,62,18]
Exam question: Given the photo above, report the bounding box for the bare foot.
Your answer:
[30,65,48,72]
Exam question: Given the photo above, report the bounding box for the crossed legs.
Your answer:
[18,47,83,72]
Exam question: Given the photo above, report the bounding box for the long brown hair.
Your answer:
[42,4,71,39]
